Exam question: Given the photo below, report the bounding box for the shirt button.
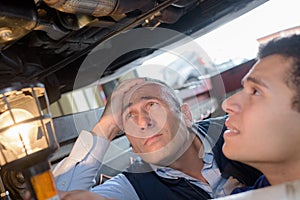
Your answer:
[61,181,66,187]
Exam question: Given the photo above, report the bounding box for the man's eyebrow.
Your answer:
[140,96,161,101]
[122,96,161,113]
[241,76,269,89]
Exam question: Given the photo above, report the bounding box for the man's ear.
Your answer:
[180,103,193,127]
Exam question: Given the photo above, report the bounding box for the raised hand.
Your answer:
[91,78,145,141]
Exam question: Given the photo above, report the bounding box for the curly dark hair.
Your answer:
[258,34,300,112]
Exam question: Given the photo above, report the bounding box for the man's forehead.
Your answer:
[243,55,292,88]
[125,82,164,97]
[122,82,166,110]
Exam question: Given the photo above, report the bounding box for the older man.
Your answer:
[53,77,260,200]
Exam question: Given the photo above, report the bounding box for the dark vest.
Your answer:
[123,116,262,200]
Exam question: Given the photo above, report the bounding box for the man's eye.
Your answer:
[149,102,156,106]
[126,113,134,119]
[251,88,260,96]
[148,102,158,109]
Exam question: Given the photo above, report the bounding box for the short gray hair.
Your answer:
[144,77,181,111]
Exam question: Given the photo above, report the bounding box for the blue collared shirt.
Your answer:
[231,175,271,194]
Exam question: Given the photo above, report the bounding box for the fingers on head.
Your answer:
[117,78,146,91]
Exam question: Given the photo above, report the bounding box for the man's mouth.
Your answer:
[144,134,163,146]
[224,120,240,136]
[224,128,239,135]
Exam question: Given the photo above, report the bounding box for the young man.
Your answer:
[53,78,260,200]
[222,34,300,194]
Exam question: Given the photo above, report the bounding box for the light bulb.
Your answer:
[0,109,38,162]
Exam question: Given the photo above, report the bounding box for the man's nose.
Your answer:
[137,111,153,131]
[222,92,242,114]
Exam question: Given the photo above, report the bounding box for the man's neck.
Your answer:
[169,136,208,183]
[253,160,300,185]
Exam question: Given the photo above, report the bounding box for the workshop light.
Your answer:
[0,82,59,200]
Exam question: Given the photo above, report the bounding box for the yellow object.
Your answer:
[30,170,59,200]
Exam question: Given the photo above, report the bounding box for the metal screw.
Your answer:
[0,28,14,41]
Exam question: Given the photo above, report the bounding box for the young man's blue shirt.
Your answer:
[231,175,271,194]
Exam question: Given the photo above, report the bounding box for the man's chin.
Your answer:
[138,123,194,166]
[138,146,186,167]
